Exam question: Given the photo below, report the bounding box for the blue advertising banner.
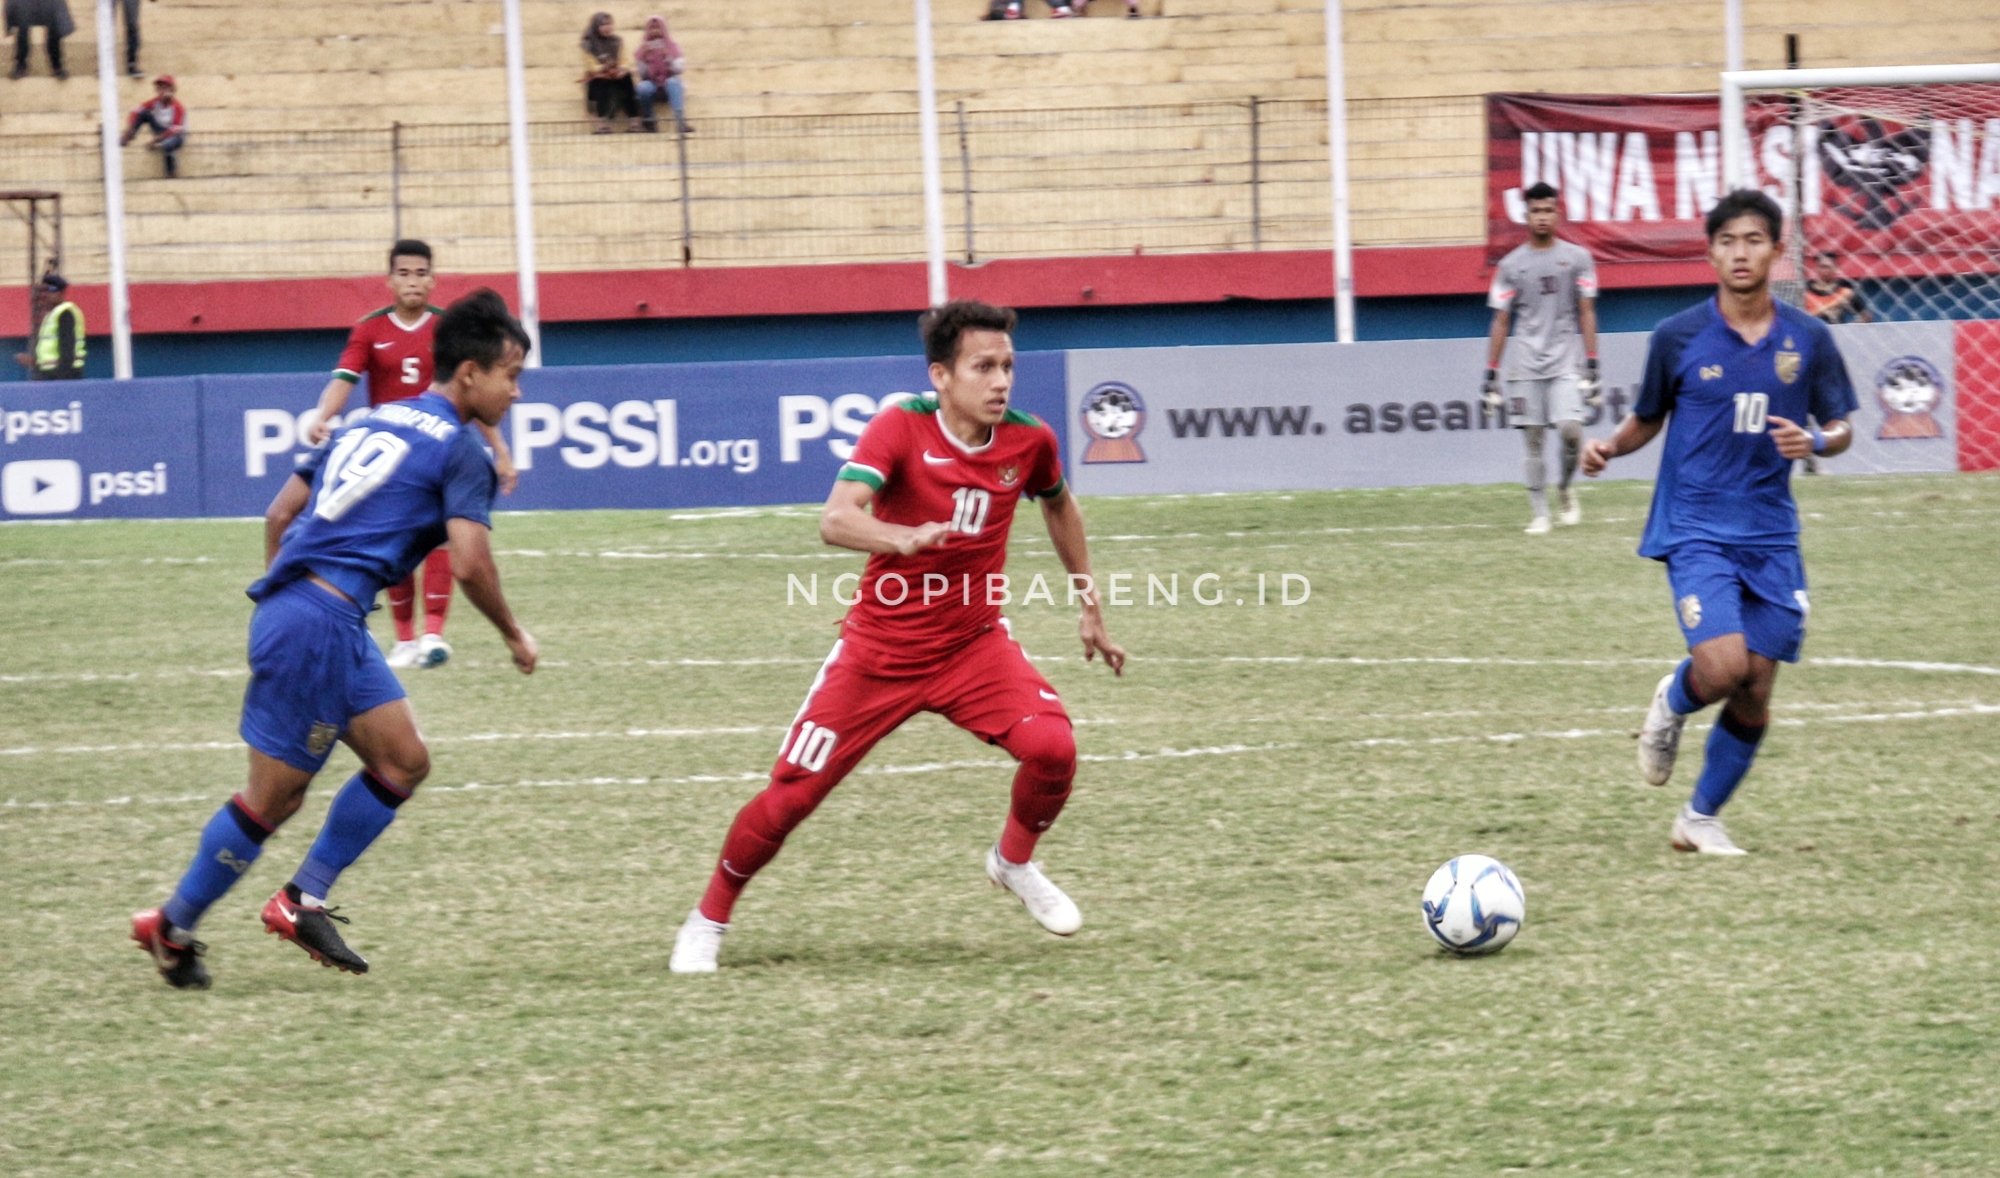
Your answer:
[188,351,1068,517]
[0,378,202,519]
[500,351,1068,510]
[197,371,344,518]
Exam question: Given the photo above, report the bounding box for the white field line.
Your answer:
[0,725,776,758]
[0,743,1291,810]
[4,697,1994,764]
[9,653,2000,689]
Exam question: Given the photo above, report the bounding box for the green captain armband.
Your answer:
[836,461,885,490]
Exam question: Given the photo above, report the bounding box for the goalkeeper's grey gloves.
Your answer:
[1579,355,1603,408]
[1481,367,1503,410]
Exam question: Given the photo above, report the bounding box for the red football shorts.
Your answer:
[773,623,1069,790]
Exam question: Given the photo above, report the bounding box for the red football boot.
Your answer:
[132,908,210,990]
[262,889,370,974]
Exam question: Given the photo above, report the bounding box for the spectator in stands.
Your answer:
[632,14,688,135]
[116,0,145,78]
[14,272,84,381]
[6,0,74,80]
[120,74,186,177]
[1804,250,1871,324]
[581,11,640,134]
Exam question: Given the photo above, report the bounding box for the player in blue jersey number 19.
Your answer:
[132,291,539,988]
[1582,190,1858,855]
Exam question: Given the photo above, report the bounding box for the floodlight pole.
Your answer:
[94,0,132,379]
[915,0,948,307]
[502,0,542,366]
[1323,0,1354,343]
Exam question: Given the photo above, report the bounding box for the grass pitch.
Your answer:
[3,474,1998,1176]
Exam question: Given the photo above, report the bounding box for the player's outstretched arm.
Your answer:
[1039,487,1126,676]
[307,377,355,445]
[262,473,312,567]
[818,478,951,556]
[1580,414,1665,477]
[476,419,519,495]
[1768,415,1852,460]
[446,517,537,674]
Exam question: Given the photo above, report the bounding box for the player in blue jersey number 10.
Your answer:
[132,290,539,988]
[1582,189,1859,856]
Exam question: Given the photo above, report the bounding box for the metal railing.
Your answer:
[0,96,1484,288]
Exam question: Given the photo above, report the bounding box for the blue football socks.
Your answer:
[291,771,407,901]
[1665,657,1708,716]
[1690,710,1766,817]
[163,795,274,932]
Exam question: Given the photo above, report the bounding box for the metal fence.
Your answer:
[0,96,1484,288]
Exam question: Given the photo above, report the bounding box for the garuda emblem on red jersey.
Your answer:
[998,463,1021,488]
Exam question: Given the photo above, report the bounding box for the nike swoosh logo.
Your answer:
[273,902,297,925]
[923,451,954,465]
[373,342,394,348]
[1039,690,1059,701]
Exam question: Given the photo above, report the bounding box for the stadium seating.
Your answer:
[0,0,1982,284]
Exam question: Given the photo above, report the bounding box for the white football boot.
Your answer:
[1637,672,1687,786]
[385,640,422,669]
[986,846,1082,936]
[418,633,452,668]
[1524,515,1553,536]
[1558,488,1582,526]
[669,908,727,973]
[1671,807,1748,856]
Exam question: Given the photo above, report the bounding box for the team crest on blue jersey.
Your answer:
[1874,355,1945,440]
[306,721,339,756]
[1678,594,1702,629]
[1774,342,1801,385]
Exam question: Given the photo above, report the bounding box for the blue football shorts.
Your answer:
[1662,541,1809,664]
[240,579,407,772]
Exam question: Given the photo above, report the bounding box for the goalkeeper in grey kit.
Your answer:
[1483,181,1600,534]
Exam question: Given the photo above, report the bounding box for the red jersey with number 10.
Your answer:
[834,397,1064,674]
[333,305,443,406]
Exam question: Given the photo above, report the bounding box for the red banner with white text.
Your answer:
[1487,89,2000,271]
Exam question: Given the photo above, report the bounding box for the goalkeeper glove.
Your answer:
[1481,367,1503,410]
[1579,355,1603,408]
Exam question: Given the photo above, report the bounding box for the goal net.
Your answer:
[1730,67,2000,474]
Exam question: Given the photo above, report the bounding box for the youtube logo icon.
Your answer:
[3,459,83,515]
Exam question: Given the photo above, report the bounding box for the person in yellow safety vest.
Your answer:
[14,273,85,380]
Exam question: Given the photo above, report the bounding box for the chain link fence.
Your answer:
[0,96,1484,288]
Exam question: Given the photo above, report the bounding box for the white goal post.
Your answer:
[1720,62,2000,193]
[1717,62,2000,475]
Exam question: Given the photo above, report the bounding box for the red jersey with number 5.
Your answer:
[332,305,442,406]
[834,397,1064,673]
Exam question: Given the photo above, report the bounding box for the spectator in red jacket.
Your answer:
[120,74,186,177]
[632,14,688,134]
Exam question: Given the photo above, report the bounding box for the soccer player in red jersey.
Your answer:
[307,240,518,668]
[670,300,1126,973]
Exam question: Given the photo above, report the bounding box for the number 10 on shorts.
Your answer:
[785,721,838,772]
[1733,392,1769,433]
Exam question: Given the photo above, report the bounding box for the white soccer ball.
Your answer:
[1421,855,1525,955]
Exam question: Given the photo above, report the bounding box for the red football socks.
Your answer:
[698,799,789,924]
[387,574,417,643]
[421,548,453,636]
[996,715,1076,864]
